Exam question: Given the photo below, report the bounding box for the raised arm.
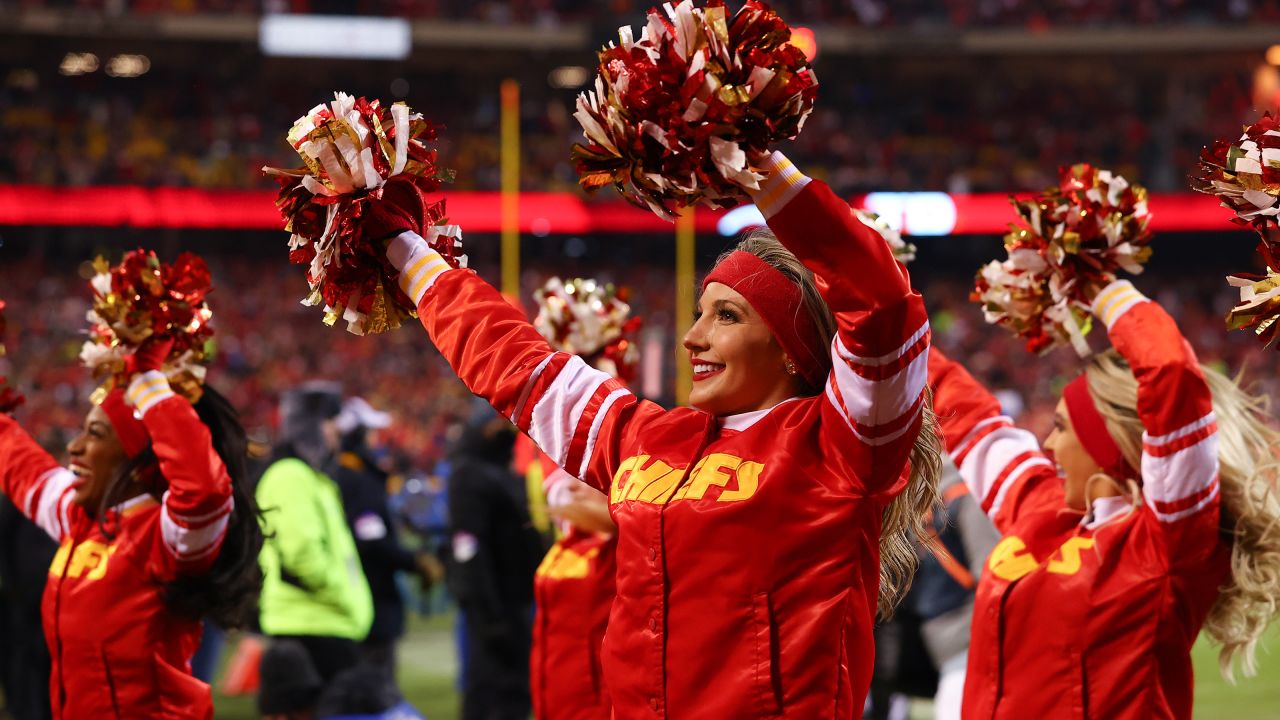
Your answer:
[0,415,77,541]
[126,371,234,579]
[927,347,1060,532]
[1092,280,1220,561]
[745,153,930,493]
[385,232,662,493]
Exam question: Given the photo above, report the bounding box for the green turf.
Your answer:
[212,616,1280,719]
[1190,624,1280,719]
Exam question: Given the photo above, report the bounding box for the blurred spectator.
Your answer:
[908,461,1002,719]
[258,638,324,720]
[0,496,56,720]
[329,396,443,683]
[447,399,546,720]
[2,0,1272,25]
[256,383,373,693]
[259,641,427,720]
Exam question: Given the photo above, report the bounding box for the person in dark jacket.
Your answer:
[0,495,56,720]
[865,460,1001,720]
[448,398,547,720]
[329,396,440,680]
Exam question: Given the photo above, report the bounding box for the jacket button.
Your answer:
[649,617,658,632]
[650,697,660,712]
[649,547,657,562]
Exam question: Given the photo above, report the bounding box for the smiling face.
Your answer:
[66,404,128,511]
[681,281,803,417]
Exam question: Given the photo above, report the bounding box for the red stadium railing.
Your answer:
[0,185,1243,236]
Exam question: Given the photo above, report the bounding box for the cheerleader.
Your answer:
[362,152,943,717]
[0,334,263,719]
[929,281,1280,718]
[521,277,635,720]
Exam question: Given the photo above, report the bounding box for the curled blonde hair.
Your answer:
[725,231,944,618]
[1085,350,1280,679]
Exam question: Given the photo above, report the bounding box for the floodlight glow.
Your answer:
[59,53,99,76]
[106,55,150,78]
[259,15,411,60]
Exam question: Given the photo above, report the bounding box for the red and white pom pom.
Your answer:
[853,209,916,264]
[265,92,459,335]
[972,164,1153,355]
[571,0,818,220]
[1192,113,1280,231]
[79,250,215,399]
[533,277,642,382]
[1192,115,1280,348]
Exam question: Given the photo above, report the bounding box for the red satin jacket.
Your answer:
[394,153,930,718]
[0,372,233,719]
[928,283,1230,720]
[520,436,617,720]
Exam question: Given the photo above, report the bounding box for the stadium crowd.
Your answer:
[2,0,1275,26]
[0,58,1257,197]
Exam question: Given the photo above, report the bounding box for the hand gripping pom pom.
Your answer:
[972,164,1153,355]
[1192,115,1280,348]
[264,93,465,335]
[80,250,215,402]
[533,277,643,383]
[571,0,818,220]
[0,299,22,413]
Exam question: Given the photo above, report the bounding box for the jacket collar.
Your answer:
[718,397,802,433]
[114,493,159,517]
[1084,495,1133,530]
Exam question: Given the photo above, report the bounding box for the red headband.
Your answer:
[702,251,828,388]
[99,390,150,459]
[1062,374,1136,480]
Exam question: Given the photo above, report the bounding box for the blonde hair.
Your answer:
[1085,349,1280,679]
[725,231,945,618]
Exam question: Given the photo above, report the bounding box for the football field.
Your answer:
[209,616,1280,719]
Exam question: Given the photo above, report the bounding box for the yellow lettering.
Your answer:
[609,454,766,506]
[719,461,764,502]
[537,546,600,580]
[1047,537,1095,576]
[635,468,685,503]
[49,540,72,578]
[536,545,563,578]
[988,536,1038,582]
[610,455,644,504]
[624,458,680,502]
[51,540,116,581]
[683,454,740,501]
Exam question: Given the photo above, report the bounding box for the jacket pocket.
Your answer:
[587,634,603,698]
[100,647,122,719]
[751,591,783,717]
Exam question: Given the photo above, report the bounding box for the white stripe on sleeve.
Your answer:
[528,355,613,468]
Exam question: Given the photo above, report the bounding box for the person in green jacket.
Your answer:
[257,382,373,690]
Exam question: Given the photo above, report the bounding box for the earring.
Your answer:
[784,358,797,376]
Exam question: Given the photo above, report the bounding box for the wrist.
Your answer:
[1090,279,1148,330]
[746,151,811,219]
[125,370,174,416]
[388,231,451,306]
